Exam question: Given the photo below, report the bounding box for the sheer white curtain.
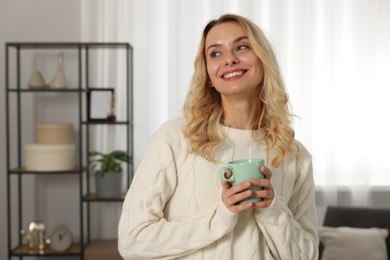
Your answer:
[82,0,390,224]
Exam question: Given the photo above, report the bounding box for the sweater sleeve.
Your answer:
[254,143,319,260]
[118,128,238,259]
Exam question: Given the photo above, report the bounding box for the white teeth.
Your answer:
[224,71,243,79]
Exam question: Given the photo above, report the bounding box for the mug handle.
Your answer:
[218,167,235,182]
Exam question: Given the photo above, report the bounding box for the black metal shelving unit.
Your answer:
[5,42,133,259]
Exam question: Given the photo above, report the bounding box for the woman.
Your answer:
[118,14,318,259]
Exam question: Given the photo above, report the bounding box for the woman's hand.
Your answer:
[221,166,275,213]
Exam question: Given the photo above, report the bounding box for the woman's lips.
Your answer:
[222,70,247,79]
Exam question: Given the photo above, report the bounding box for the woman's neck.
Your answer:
[221,98,261,130]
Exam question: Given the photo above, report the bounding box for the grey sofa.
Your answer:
[319,206,390,259]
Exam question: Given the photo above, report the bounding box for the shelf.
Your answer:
[82,120,130,125]
[84,239,121,260]
[7,42,130,49]
[7,88,83,93]
[5,41,133,259]
[7,87,118,92]
[9,167,82,175]
[12,243,81,256]
[83,193,126,202]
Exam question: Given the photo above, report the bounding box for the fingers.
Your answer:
[251,183,275,206]
[221,180,232,190]
[228,200,254,213]
[221,180,253,213]
[260,165,272,179]
[250,165,275,208]
[222,180,251,197]
[223,169,233,179]
[249,178,271,189]
[221,165,275,212]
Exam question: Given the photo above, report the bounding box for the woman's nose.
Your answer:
[225,52,239,65]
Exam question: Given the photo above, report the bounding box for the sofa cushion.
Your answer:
[318,226,388,260]
[321,206,390,257]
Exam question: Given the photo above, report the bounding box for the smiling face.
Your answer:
[205,21,264,99]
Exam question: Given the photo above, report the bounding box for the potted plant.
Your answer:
[88,150,132,198]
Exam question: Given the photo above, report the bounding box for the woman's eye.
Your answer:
[236,45,249,51]
[210,51,221,58]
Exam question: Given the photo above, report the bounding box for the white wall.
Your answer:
[0,1,81,259]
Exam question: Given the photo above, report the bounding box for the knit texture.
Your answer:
[118,117,319,259]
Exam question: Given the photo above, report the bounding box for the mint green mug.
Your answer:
[219,158,265,204]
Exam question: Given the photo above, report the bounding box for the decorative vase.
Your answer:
[95,172,122,198]
[28,71,46,89]
[49,52,67,89]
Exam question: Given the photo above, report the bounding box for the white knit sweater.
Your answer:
[118,117,319,259]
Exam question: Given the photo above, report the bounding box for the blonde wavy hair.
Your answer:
[183,14,295,167]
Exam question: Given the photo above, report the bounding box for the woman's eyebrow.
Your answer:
[206,36,249,52]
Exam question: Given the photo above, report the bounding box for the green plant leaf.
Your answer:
[88,149,131,176]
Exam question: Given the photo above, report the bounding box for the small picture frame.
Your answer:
[87,88,115,121]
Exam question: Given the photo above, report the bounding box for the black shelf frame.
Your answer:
[5,42,133,260]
